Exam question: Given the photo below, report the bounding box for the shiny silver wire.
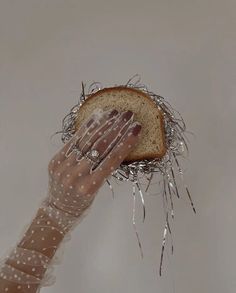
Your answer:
[52,74,195,276]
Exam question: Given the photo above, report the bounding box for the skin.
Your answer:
[0,108,142,292]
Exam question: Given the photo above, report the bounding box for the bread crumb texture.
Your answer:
[75,87,166,162]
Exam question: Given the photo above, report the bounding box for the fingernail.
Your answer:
[87,118,94,127]
[108,109,119,117]
[123,110,133,121]
[132,123,142,136]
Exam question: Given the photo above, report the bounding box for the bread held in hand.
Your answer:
[75,86,166,163]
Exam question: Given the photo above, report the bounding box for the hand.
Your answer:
[0,108,142,293]
[47,108,142,218]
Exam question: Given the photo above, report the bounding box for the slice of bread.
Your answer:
[75,86,166,163]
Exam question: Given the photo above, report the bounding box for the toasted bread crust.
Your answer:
[76,86,167,162]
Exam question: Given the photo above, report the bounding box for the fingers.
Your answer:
[48,108,116,174]
[71,109,119,164]
[49,107,142,195]
[91,121,142,184]
[68,110,135,178]
[90,110,134,161]
[57,109,119,175]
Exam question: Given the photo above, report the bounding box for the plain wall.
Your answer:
[0,1,236,292]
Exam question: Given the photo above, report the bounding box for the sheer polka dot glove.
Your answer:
[0,108,142,293]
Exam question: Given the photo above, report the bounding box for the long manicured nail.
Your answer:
[108,109,119,117]
[87,118,94,127]
[132,123,142,136]
[123,110,134,121]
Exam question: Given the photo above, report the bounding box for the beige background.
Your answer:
[0,1,236,292]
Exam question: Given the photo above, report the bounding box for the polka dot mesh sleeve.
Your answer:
[0,108,142,292]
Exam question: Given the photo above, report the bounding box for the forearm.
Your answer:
[0,197,81,293]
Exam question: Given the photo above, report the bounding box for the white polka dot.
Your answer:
[78,172,82,176]
[76,194,80,198]
[73,200,77,203]
[50,170,53,174]
[32,268,36,272]
[67,192,70,196]
[66,162,70,166]
[87,194,91,197]
[56,198,59,201]
[119,155,122,159]
[52,159,55,163]
[57,161,61,164]
[31,230,35,234]
[128,132,132,136]
[81,185,84,189]
[31,240,34,243]
[57,173,61,176]
[99,167,103,171]
[103,139,107,143]
[17,260,20,264]
[69,185,73,189]
[41,228,44,231]
[47,221,51,225]
[61,184,64,188]
[128,144,132,148]
[110,166,114,170]
[53,237,56,241]
[66,174,70,178]
[5,288,9,291]
[120,142,124,146]
[42,237,45,241]
[28,257,31,261]
[17,285,21,289]
[93,181,96,184]
[98,131,102,135]
[61,151,65,155]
